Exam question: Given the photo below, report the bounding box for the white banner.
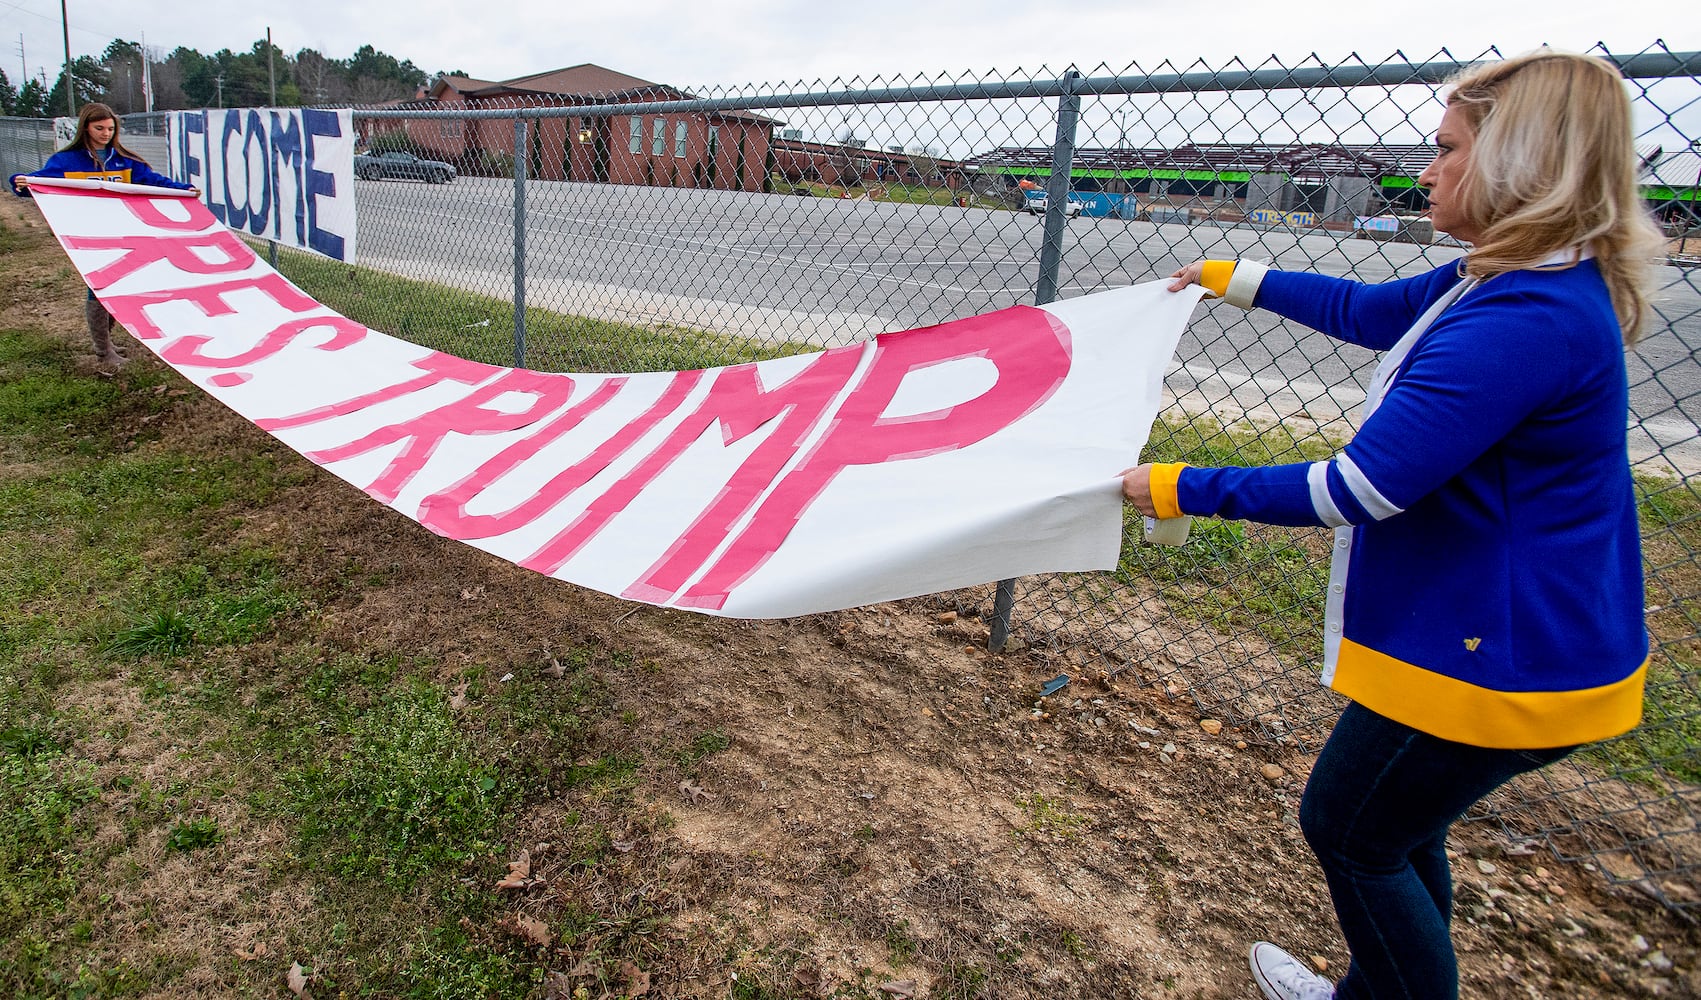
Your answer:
[28,179,1202,618]
[164,108,357,262]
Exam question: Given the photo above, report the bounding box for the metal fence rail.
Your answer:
[12,43,1701,909]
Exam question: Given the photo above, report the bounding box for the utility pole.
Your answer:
[59,0,74,116]
[17,33,25,85]
[141,31,152,113]
[214,74,223,109]
[266,26,275,105]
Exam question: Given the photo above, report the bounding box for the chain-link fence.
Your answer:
[13,44,1701,909]
[0,116,54,183]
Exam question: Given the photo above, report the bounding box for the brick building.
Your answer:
[770,136,967,192]
[366,64,777,192]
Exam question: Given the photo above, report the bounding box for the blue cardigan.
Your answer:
[1154,260,1646,748]
[10,146,189,196]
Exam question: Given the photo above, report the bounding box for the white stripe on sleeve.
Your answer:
[1335,452,1404,521]
[1308,461,1349,527]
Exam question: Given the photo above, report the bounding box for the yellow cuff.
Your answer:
[1148,462,1188,520]
[1199,260,1236,299]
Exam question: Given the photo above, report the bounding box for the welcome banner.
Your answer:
[164,108,357,262]
[28,178,1203,618]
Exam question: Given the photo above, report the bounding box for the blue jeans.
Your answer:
[1299,702,1574,1000]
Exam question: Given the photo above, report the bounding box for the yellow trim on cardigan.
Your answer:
[1199,260,1235,298]
[1330,637,1647,749]
[1147,462,1188,521]
[63,168,132,183]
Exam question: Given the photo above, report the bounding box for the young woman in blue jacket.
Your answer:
[1125,50,1662,1000]
[10,102,196,368]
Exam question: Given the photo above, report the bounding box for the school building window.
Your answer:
[652,119,666,156]
[674,121,687,158]
[629,116,642,153]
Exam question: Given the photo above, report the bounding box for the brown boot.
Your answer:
[85,297,127,368]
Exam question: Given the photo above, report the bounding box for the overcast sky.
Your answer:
[2,0,1697,93]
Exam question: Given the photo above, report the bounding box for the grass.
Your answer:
[1125,416,1701,787]
[768,176,994,210]
[0,743,100,937]
[1586,473,1701,784]
[0,224,723,995]
[1016,794,1090,841]
[7,200,1701,994]
[263,241,817,373]
[1115,414,1338,658]
[285,680,509,880]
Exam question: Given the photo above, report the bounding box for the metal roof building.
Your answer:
[964,141,1701,227]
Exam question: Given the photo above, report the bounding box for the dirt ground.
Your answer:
[5,193,1700,999]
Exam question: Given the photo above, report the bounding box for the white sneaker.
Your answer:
[1249,941,1335,1000]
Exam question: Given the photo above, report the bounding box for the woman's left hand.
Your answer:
[1121,465,1156,516]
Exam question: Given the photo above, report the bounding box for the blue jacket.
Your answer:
[10,146,190,196]
[1150,260,1646,748]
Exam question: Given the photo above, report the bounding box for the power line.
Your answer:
[0,0,149,64]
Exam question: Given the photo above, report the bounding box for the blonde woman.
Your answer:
[1126,50,1662,1000]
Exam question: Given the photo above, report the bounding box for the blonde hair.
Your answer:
[1445,50,1664,343]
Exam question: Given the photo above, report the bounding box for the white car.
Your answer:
[1024,192,1085,218]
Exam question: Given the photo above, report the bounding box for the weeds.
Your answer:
[1016,794,1090,841]
[0,746,100,937]
[164,816,222,853]
[285,681,509,881]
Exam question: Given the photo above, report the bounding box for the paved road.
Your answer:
[353,175,1701,473]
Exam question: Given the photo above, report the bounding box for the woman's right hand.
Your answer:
[1168,260,1205,292]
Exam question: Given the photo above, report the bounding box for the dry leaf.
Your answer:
[448,681,469,712]
[234,941,268,960]
[678,780,715,804]
[621,960,652,996]
[286,961,310,998]
[460,585,485,600]
[566,957,599,977]
[541,658,566,678]
[542,970,574,1000]
[610,839,636,853]
[880,980,917,998]
[792,965,824,993]
[514,914,551,948]
[495,849,531,890]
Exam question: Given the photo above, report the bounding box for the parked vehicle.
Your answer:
[1022,190,1084,217]
[355,150,457,184]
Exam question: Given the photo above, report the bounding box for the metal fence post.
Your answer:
[989,68,1083,654]
[513,118,528,368]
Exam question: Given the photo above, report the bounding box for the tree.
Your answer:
[345,44,426,90]
[148,53,187,110]
[15,76,50,118]
[168,47,216,108]
[907,152,942,187]
[100,39,146,113]
[0,68,16,116]
[343,44,428,104]
[293,48,342,105]
[47,55,108,115]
